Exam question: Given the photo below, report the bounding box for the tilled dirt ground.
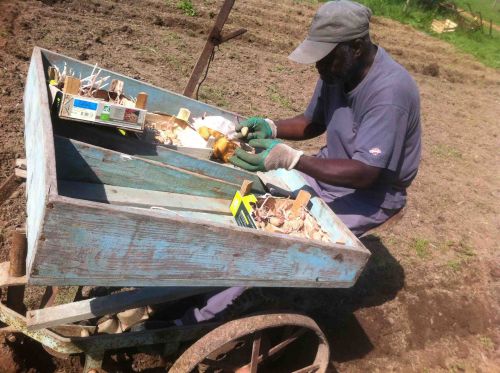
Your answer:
[0,0,499,372]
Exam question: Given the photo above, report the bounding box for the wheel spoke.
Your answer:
[250,331,262,373]
[290,363,320,373]
[239,327,308,371]
[266,327,307,359]
[200,357,240,371]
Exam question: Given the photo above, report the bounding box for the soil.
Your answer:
[0,0,499,372]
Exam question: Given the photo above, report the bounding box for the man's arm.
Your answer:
[295,156,381,189]
[276,114,326,140]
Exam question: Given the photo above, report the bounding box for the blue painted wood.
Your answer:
[23,47,371,288]
[55,136,240,199]
[52,119,266,194]
[58,181,232,214]
[24,48,58,272]
[29,196,369,288]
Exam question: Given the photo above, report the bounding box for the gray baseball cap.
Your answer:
[288,0,372,64]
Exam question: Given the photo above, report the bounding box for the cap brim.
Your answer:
[288,39,337,64]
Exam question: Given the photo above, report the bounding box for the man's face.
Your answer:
[315,42,357,84]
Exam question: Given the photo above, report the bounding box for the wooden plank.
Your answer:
[14,168,27,179]
[52,119,266,194]
[24,47,58,274]
[54,136,241,199]
[0,262,27,286]
[58,181,232,214]
[28,195,369,287]
[26,287,219,330]
[149,207,236,226]
[15,158,27,170]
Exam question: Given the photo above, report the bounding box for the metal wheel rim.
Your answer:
[169,312,330,373]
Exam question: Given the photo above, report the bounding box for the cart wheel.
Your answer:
[169,313,329,373]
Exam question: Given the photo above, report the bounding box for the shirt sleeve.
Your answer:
[352,104,409,171]
[304,79,325,125]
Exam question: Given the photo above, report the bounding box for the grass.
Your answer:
[478,335,495,351]
[447,258,462,271]
[267,84,295,111]
[443,239,475,272]
[176,0,197,16]
[431,143,463,159]
[199,86,229,107]
[453,0,500,25]
[352,0,500,68]
[411,237,430,258]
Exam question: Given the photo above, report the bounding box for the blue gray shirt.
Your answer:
[304,47,421,210]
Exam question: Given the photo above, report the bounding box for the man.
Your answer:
[230,0,421,236]
[177,0,421,327]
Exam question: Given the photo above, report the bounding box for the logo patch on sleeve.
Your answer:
[369,147,382,156]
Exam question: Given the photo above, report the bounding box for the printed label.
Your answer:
[100,104,111,121]
[70,99,97,121]
[73,99,98,111]
[110,106,125,121]
[124,108,140,123]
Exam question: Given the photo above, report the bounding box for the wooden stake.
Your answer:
[183,0,237,98]
[62,76,81,95]
[48,66,58,81]
[110,79,124,97]
[0,174,20,206]
[291,190,311,216]
[9,228,27,277]
[135,92,148,109]
[239,180,253,196]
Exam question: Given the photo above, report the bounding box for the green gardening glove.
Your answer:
[229,139,303,172]
[236,116,277,140]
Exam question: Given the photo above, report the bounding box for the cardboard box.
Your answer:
[51,87,146,132]
[230,190,258,228]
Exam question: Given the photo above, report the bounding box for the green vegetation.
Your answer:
[267,84,295,111]
[411,237,430,258]
[453,0,500,25]
[443,239,475,272]
[177,0,197,16]
[446,258,462,271]
[352,0,500,68]
[431,143,462,159]
[200,87,229,107]
[478,335,495,351]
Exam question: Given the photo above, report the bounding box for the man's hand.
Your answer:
[236,117,277,140]
[229,139,303,172]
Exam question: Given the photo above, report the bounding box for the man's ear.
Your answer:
[352,38,364,58]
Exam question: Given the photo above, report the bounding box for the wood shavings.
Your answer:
[252,198,331,243]
[144,114,183,146]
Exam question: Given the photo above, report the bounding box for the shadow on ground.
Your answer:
[274,235,405,363]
